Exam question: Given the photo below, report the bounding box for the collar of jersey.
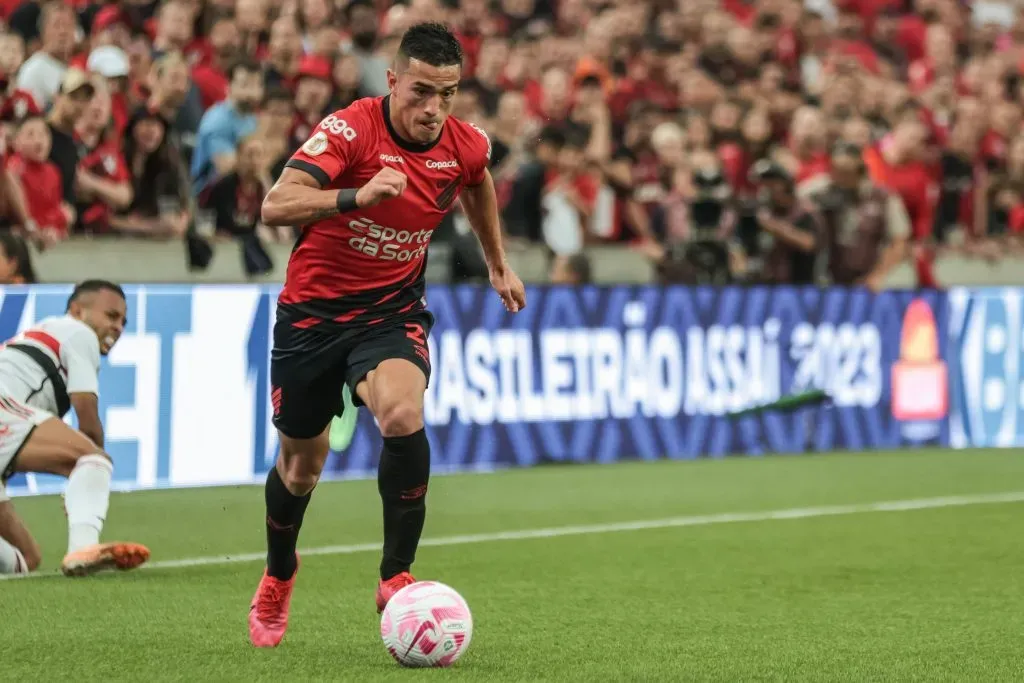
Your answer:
[381,95,444,154]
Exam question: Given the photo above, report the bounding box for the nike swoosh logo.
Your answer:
[403,620,436,658]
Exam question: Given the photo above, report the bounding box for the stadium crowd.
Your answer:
[0,0,1018,287]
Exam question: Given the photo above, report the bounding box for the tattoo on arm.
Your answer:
[311,206,340,220]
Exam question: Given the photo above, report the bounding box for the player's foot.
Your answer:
[249,561,298,648]
[376,571,416,613]
[60,542,150,577]
[328,384,358,451]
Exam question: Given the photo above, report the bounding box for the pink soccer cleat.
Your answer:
[376,571,416,613]
[248,560,298,648]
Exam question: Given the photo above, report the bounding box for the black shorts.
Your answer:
[270,309,434,439]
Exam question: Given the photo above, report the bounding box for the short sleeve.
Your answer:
[463,122,492,187]
[285,109,365,188]
[63,328,101,397]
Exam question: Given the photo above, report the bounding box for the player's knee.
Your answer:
[51,451,112,479]
[376,400,423,438]
[276,456,321,495]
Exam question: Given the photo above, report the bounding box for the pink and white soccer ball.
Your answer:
[380,581,473,668]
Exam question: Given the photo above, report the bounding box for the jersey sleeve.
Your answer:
[462,121,492,187]
[284,107,367,188]
[63,327,101,397]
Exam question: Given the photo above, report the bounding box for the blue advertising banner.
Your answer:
[332,286,950,477]
[0,285,949,496]
[948,287,1024,448]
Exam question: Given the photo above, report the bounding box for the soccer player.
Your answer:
[0,280,149,576]
[250,22,526,647]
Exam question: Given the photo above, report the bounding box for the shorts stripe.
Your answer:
[0,397,32,419]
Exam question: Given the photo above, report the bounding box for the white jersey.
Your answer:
[0,315,101,413]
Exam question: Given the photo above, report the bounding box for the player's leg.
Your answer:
[10,414,148,576]
[0,494,40,573]
[250,346,342,648]
[347,313,433,611]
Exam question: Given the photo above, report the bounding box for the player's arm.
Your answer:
[262,112,405,227]
[262,167,407,227]
[76,169,133,210]
[460,168,526,312]
[65,332,104,448]
[261,167,351,227]
[0,500,41,571]
[460,168,507,269]
[70,392,103,448]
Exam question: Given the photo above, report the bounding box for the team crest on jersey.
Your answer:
[302,131,329,157]
[436,178,460,211]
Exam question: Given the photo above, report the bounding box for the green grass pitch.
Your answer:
[4,449,1024,682]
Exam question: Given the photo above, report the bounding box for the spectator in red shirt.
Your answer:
[190,17,240,110]
[864,117,938,242]
[6,115,73,247]
[74,86,132,234]
[288,56,332,151]
[88,5,131,53]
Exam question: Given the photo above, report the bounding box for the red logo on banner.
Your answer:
[891,299,948,421]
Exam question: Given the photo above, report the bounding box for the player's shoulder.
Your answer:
[37,315,99,353]
[322,97,383,134]
[444,115,492,163]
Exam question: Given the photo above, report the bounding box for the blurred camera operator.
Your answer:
[735,159,822,285]
[648,165,737,285]
[812,142,911,291]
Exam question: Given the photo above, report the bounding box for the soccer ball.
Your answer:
[380,581,473,668]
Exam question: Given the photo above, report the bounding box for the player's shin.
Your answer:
[377,428,430,580]
[264,466,313,580]
[63,454,112,554]
[0,538,28,573]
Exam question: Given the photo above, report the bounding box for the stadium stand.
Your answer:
[0,0,1019,288]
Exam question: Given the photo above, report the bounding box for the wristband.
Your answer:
[336,188,359,213]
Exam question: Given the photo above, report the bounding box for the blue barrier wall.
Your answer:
[948,287,1024,448]
[0,285,954,496]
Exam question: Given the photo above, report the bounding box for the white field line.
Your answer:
[4,491,1024,581]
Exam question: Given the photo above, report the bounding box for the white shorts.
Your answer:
[0,395,52,486]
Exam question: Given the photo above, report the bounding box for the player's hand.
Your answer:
[355,167,407,208]
[489,263,526,313]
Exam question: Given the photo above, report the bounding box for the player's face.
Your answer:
[74,290,127,356]
[388,58,461,143]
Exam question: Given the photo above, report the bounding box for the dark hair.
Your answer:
[566,252,592,284]
[66,280,125,310]
[13,113,46,132]
[229,57,262,80]
[344,0,374,21]
[537,125,566,148]
[0,232,35,284]
[397,22,463,68]
[263,86,294,107]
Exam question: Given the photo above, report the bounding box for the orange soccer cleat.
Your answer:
[61,542,150,577]
[248,559,299,648]
[376,571,416,613]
